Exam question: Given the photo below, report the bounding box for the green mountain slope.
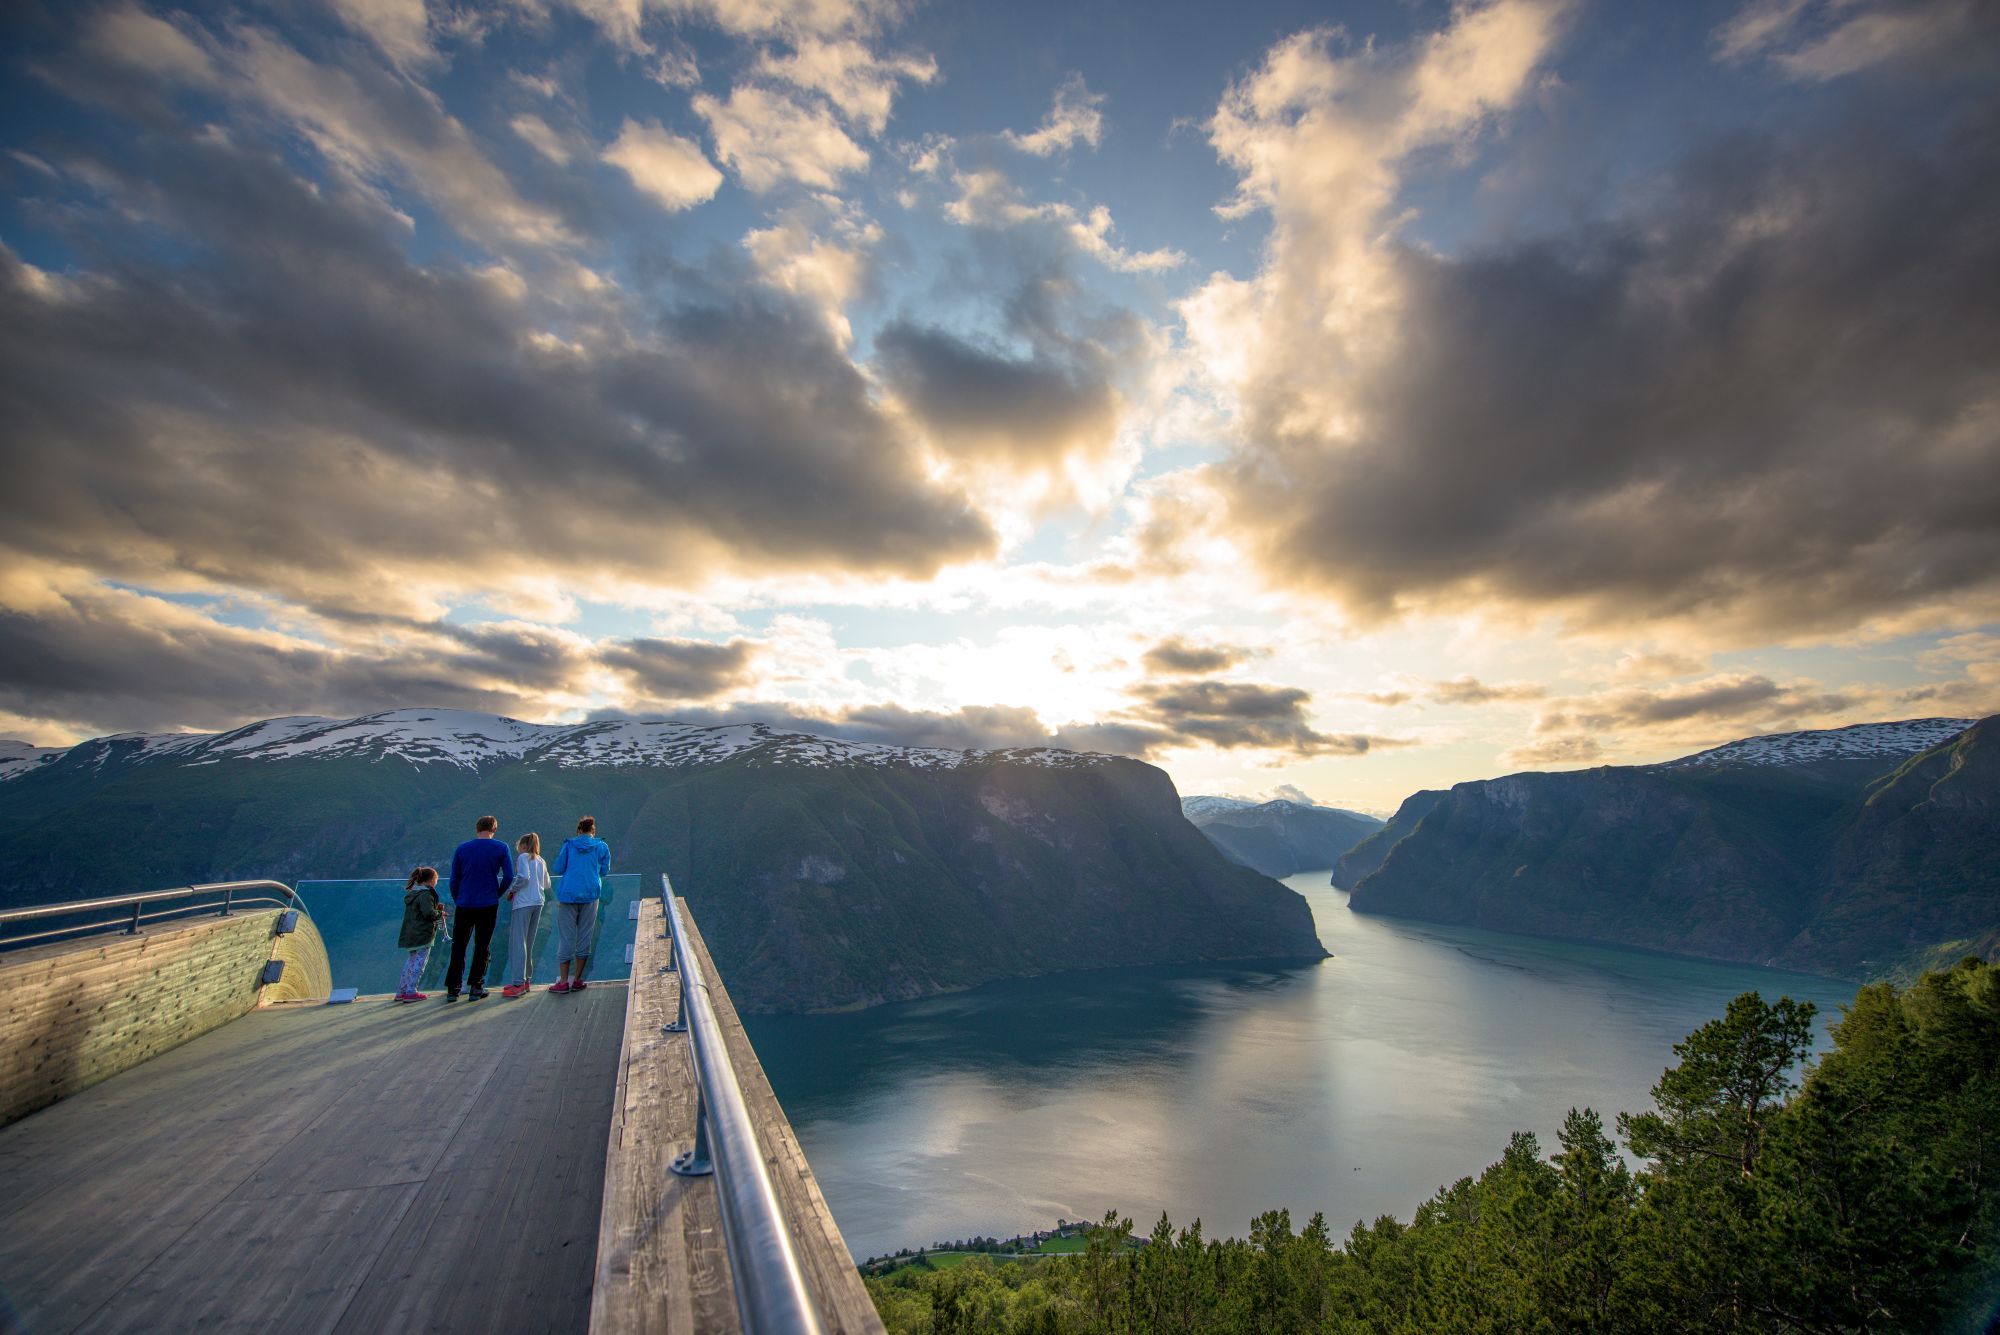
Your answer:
[1345,717,1997,979]
[0,713,1326,1011]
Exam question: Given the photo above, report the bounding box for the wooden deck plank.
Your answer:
[334,987,627,1335]
[76,1183,426,1335]
[0,987,628,1334]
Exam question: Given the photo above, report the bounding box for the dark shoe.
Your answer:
[468,988,489,1000]
[445,991,460,1003]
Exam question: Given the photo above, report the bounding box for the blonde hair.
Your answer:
[516,832,540,856]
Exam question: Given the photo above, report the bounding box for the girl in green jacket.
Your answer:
[396,867,444,1003]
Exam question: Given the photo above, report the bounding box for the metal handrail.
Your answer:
[659,873,825,1335]
[0,880,308,950]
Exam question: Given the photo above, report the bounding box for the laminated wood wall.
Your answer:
[0,908,331,1128]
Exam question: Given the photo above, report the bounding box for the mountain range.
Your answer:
[1181,795,1384,877]
[1338,717,1997,980]
[0,709,1326,1011]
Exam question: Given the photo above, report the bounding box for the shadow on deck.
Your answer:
[0,982,626,1333]
[0,891,886,1335]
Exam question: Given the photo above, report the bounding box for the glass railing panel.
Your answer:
[299,873,642,995]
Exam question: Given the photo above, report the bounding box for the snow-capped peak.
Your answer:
[2,709,1119,780]
[1655,718,1974,771]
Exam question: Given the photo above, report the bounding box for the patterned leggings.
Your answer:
[398,946,430,995]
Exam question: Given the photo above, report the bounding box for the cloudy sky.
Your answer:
[1,0,1996,809]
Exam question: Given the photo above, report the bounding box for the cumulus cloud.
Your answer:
[218,22,571,250]
[512,112,574,165]
[1716,0,1987,80]
[1187,0,2000,643]
[754,37,936,133]
[597,637,759,702]
[871,228,1153,504]
[1125,680,1412,757]
[0,584,577,735]
[1425,675,1545,706]
[1141,638,1254,676]
[694,85,869,190]
[0,129,993,618]
[1005,74,1105,156]
[602,118,724,211]
[1535,673,1853,734]
[945,170,1183,273]
[1611,650,1711,682]
[876,321,1124,470]
[1500,735,1606,768]
[82,3,215,85]
[741,202,881,344]
[328,0,433,73]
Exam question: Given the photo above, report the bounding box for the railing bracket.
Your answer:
[670,1147,714,1177]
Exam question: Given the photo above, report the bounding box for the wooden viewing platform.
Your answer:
[0,893,883,1334]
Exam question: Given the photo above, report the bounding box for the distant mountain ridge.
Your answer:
[0,708,1108,778]
[1650,717,1975,771]
[0,709,1326,1011]
[1182,796,1384,878]
[1342,716,1997,979]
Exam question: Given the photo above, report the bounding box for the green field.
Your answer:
[862,1230,1116,1277]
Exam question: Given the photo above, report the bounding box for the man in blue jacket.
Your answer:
[445,814,514,1001]
[550,816,611,995]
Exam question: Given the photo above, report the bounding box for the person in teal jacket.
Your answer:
[549,816,610,994]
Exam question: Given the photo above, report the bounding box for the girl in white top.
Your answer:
[501,832,550,997]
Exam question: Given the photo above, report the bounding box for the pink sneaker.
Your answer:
[571,979,588,992]
[501,982,529,999]
[550,979,571,994]
[396,991,426,1004]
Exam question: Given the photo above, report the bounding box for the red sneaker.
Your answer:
[550,979,571,994]
[501,982,529,998]
[571,979,588,992]
[396,991,426,1004]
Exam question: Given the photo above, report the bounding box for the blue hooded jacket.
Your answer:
[552,834,611,904]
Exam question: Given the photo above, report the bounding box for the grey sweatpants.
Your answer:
[507,903,542,986]
[556,900,597,970]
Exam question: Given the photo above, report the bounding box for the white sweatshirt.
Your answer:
[511,853,550,908]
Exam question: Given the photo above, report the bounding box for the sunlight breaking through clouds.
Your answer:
[0,0,1994,804]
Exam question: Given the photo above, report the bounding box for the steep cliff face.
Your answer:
[0,709,1326,1011]
[1332,790,1446,889]
[1344,717,1996,979]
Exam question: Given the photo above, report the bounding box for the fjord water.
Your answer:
[745,874,1859,1261]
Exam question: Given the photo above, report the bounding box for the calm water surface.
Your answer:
[744,875,1858,1260]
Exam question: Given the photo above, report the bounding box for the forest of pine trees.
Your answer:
[866,958,2000,1332]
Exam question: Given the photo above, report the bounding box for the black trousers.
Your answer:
[445,904,499,993]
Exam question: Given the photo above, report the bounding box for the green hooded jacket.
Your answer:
[398,883,443,950]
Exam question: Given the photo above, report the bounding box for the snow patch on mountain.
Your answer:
[0,740,67,780]
[1,708,1119,780]
[1655,718,1975,771]
[1182,795,1261,821]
